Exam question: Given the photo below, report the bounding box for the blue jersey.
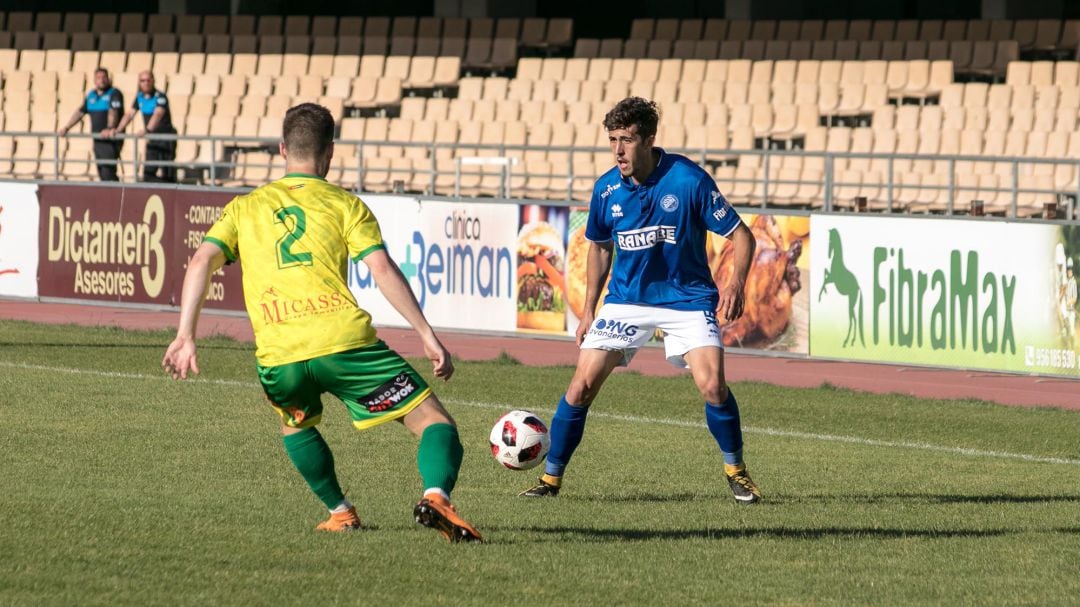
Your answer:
[132,89,175,133]
[585,149,741,312]
[81,87,124,133]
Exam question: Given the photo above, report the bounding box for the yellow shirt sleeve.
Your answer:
[347,196,385,262]
[204,200,240,262]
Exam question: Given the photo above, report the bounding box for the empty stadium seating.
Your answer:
[0,11,1077,217]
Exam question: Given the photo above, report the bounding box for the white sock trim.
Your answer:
[423,488,450,501]
[329,498,353,514]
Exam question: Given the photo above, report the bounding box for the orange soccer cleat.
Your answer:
[315,506,362,532]
[413,494,483,543]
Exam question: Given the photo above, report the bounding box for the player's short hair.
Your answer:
[603,97,660,141]
[94,67,109,77]
[282,103,335,161]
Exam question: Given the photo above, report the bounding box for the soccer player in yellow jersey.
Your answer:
[162,103,481,542]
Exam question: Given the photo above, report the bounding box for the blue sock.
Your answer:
[544,395,590,477]
[705,389,744,466]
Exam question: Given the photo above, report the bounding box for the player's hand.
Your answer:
[575,311,594,347]
[717,284,746,323]
[57,127,69,136]
[136,130,146,137]
[424,337,454,381]
[162,336,200,380]
[102,128,114,138]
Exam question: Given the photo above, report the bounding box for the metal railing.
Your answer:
[4,130,1078,220]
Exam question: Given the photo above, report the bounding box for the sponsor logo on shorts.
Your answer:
[616,225,676,251]
[704,310,719,337]
[660,194,679,212]
[591,318,639,342]
[359,372,419,413]
[611,203,623,218]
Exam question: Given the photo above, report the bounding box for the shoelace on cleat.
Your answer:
[730,474,756,492]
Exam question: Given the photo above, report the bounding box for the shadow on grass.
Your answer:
[513,525,1013,543]
[787,493,1080,505]
[577,492,701,503]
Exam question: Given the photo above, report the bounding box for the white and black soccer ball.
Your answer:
[489,410,550,470]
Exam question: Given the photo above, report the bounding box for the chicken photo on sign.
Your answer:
[707,214,809,351]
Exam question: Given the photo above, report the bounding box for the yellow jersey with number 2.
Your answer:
[204,173,384,366]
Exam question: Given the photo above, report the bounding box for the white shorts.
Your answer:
[580,303,722,368]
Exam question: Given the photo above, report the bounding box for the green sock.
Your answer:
[417,423,463,496]
[282,427,345,510]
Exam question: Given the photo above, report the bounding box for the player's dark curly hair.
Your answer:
[282,103,335,160]
[603,97,660,141]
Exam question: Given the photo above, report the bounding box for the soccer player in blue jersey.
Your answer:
[521,97,762,504]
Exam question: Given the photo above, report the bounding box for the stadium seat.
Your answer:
[302,35,331,54]
[596,39,621,59]
[257,36,284,54]
[324,55,356,80]
[386,35,415,56]
[335,16,361,37]
[149,33,177,53]
[328,34,359,54]
[669,40,694,60]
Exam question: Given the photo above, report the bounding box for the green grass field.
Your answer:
[1,319,1078,606]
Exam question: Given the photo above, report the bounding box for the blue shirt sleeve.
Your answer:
[697,175,741,237]
[584,183,611,242]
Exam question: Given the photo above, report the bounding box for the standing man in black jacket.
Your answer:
[58,68,124,181]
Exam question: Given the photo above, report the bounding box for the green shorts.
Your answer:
[256,341,432,431]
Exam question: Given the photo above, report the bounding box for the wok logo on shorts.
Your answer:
[359,373,419,413]
[660,194,679,212]
[592,318,639,341]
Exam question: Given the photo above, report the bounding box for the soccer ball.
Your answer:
[489,410,550,470]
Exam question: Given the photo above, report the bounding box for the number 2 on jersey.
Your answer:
[275,206,313,268]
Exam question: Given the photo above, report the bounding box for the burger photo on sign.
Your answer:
[516,221,567,332]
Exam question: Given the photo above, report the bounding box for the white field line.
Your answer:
[4,360,1079,466]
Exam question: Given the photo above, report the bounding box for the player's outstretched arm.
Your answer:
[716,222,755,323]
[577,240,614,346]
[162,241,225,380]
[363,248,454,381]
